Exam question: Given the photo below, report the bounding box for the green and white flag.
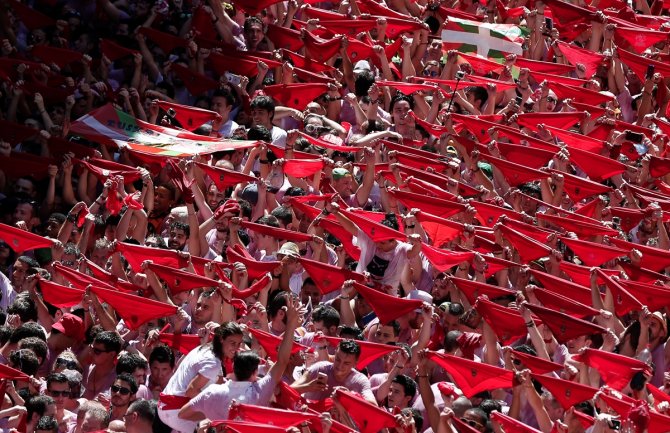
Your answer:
[442,17,527,59]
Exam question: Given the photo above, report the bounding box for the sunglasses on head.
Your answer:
[111,385,132,395]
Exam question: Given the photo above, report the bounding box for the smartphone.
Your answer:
[225,71,242,86]
[646,64,655,80]
[515,95,523,105]
[545,17,553,31]
[625,130,644,142]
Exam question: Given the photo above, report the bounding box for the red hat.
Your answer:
[427,351,513,398]
[52,313,85,341]
[0,223,54,254]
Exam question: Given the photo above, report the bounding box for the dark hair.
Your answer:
[19,337,48,363]
[270,206,293,227]
[116,352,148,375]
[478,399,502,416]
[169,221,190,238]
[284,187,306,197]
[250,95,275,120]
[94,331,124,354]
[10,348,40,375]
[35,415,58,432]
[212,88,235,107]
[149,345,175,368]
[312,305,340,330]
[154,183,177,201]
[444,330,463,352]
[390,94,414,112]
[464,86,489,107]
[244,16,263,32]
[9,322,46,344]
[8,297,38,323]
[247,124,272,142]
[48,213,66,224]
[338,339,361,359]
[26,395,55,420]
[267,291,289,319]
[46,372,69,388]
[386,320,401,336]
[212,322,244,359]
[392,374,417,399]
[233,351,261,381]
[354,70,375,97]
[127,399,156,423]
[116,372,139,394]
[338,326,364,340]
[16,255,39,269]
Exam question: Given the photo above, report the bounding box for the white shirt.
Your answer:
[163,346,222,397]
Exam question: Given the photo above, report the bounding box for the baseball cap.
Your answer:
[332,168,351,181]
[406,289,433,313]
[52,313,85,341]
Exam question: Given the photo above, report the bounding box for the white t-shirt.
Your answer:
[355,229,412,289]
[163,346,223,396]
[303,361,374,402]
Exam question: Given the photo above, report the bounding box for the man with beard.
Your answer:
[166,221,199,255]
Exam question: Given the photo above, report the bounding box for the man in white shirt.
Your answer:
[211,89,239,138]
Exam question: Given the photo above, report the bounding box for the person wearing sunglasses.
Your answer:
[46,372,76,431]
[83,331,124,400]
[109,373,138,422]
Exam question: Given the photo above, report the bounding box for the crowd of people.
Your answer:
[2,0,670,432]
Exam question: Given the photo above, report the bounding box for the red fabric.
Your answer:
[100,39,140,61]
[617,48,670,82]
[452,416,483,433]
[158,332,201,355]
[531,373,598,409]
[283,49,334,73]
[115,242,188,272]
[357,0,408,18]
[450,277,515,305]
[608,237,670,271]
[560,237,627,266]
[610,207,647,233]
[376,80,443,96]
[536,212,617,237]
[391,151,450,172]
[543,125,605,153]
[420,244,475,272]
[552,170,613,202]
[483,142,554,168]
[334,389,397,433]
[543,0,596,24]
[147,263,218,294]
[616,279,670,313]
[526,303,605,344]
[547,81,615,105]
[485,155,548,186]
[0,120,38,145]
[470,200,524,227]
[166,160,194,203]
[38,279,85,308]
[299,132,360,153]
[529,269,594,306]
[573,348,651,390]
[170,63,219,96]
[208,52,282,78]
[317,19,377,36]
[647,384,670,409]
[322,336,397,370]
[226,245,280,280]
[303,31,343,63]
[556,40,604,77]
[498,225,552,263]
[123,193,144,211]
[137,27,189,54]
[466,75,518,91]
[106,191,122,216]
[649,156,670,178]
[503,218,556,244]
[241,221,313,243]
[195,162,256,191]
[90,286,177,330]
[228,403,319,429]
[210,421,287,433]
[158,393,191,411]
[267,24,304,51]
[247,328,307,361]
[615,27,668,53]
[458,52,505,75]
[516,112,585,131]
[475,297,530,344]
[0,223,54,253]
[533,288,600,318]
[427,351,513,398]
[0,363,30,381]
[156,101,221,132]
[233,274,271,299]
[415,211,464,247]
[299,258,365,294]
[9,0,55,29]
[387,189,465,219]
[353,282,422,324]
[314,218,361,260]
[515,57,576,74]
[264,83,329,110]
[511,350,564,374]
[528,70,588,86]
[31,45,83,68]
[338,208,406,242]
[77,158,141,183]
[283,159,326,178]
[53,263,119,292]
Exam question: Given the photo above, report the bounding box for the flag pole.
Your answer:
[447,70,466,113]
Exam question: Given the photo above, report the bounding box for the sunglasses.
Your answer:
[47,389,70,397]
[111,385,132,395]
[56,358,79,369]
[461,418,484,429]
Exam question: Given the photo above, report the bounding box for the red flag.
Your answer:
[537,212,617,237]
[475,297,530,344]
[573,348,651,390]
[0,223,54,253]
[526,303,605,344]
[247,328,307,361]
[315,218,361,260]
[499,225,552,263]
[386,189,465,219]
[156,101,221,132]
[376,80,443,96]
[299,258,365,295]
[529,269,594,306]
[170,63,219,97]
[530,373,598,409]
[450,277,515,305]
[421,244,475,272]
[158,332,201,355]
[614,27,668,53]
[597,269,645,315]
[322,336,397,370]
[241,221,313,243]
[427,351,513,398]
[560,237,627,266]
[115,242,188,272]
[283,159,326,178]
[353,282,422,324]
[334,389,397,433]
[137,27,189,54]
[38,279,85,308]
[263,83,329,110]
[608,237,670,271]
[90,286,177,330]
[338,208,406,242]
